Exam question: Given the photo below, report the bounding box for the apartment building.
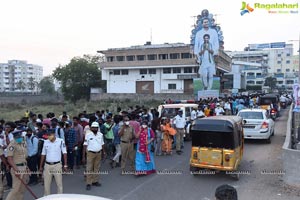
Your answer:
[227,43,298,90]
[0,60,43,92]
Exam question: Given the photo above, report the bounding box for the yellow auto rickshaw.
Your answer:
[189,116,244,180]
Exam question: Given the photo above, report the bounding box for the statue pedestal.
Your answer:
[197,90,219,100]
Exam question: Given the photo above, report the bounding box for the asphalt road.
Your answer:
[9,107,298,200]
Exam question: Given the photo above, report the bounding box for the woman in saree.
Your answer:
[135,121,156,175]
[161,118,175,155]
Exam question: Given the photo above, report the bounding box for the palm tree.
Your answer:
[264,77,277,90]
[16,80,26,92]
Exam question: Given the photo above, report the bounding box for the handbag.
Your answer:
[148,128,155,152]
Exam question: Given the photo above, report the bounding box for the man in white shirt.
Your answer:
[82,122,105,191]
[224,101,232,115]
[39,129,67,196]
[191,108,197,121]
[196,107,205,118]
[173,110,186,155]
[215,103,225,116]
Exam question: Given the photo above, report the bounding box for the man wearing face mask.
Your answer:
[173,110,186,155]
[82,122,105,191]
[118,116,136,174]
[6,130,29,200]
[39,129,67,196]
[26,128,39,186]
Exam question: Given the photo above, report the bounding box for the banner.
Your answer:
[293,84,300,112]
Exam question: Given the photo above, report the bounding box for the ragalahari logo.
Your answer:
[241,2,254,15]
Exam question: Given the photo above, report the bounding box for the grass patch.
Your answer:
[0,99,163,121]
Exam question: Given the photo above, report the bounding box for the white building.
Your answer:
[98,42,231,94]
[0,60,43,92]
[227,42,298,90]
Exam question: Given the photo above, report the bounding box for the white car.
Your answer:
[37,194,112,200]
[237,109,275,143]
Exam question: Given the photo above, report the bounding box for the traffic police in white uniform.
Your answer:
[39,129,67,196]
[173,110,186,155]
[83,122,105,191]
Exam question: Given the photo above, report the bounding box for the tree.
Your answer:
[52,55,106,103]
[264,77,277,90]
[27,77,36,91]
[16,80,26,92]
[39,76,55,95]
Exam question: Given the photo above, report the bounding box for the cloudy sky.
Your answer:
[0,0,299,75]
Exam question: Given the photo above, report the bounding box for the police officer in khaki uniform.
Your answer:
[0,142,9,200]
[118,116,135,173]
[6,130,29,200]
[82,122,105,191]
[39,129,67,196]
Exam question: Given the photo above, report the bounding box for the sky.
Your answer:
[0,0,299,76]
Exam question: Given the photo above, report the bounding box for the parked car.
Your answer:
[237,109,275,143]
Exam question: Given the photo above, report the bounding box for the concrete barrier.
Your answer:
[282,104,300,187]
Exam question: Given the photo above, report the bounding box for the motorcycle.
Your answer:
[270,108,277,121]
[280,101,287,109]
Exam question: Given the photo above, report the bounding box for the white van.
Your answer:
[158,103,198,140]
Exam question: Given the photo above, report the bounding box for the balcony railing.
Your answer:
[246,75,256,79]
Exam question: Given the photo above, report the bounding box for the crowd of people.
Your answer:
[0,96,271,199]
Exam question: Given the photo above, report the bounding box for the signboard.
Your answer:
[293,84,300,112]
[193,77,220,98]
[270,42,286,48]
[197,90,219,99]
[249,42,286,50]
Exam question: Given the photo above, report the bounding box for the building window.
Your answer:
[116,56,124,61]
[173,68,181,73]
[286,60,290,64]
[286,80,294,84]
[184,67,193,73]
[137,55,145,61]
[140,69,147,75]
[256,81,263,84]
[148,69,156,74]
[286,53,290,56]
[159,54,168,60]
[170,53,180,59]
[126,55,135,61]
[107,56,114,62]
[163,68,171,74]
[247,80,255,84]
[113,70,120,75]
[168,84,176,90]
[194,67,198,73]
[121,69,128,75]
[147,54,157,60]
[277,53,281,57]
[277,81,283,84]
[181,53,192,59]
[277,69,281,72]
[277,61,281,64]
[286,68,290,72]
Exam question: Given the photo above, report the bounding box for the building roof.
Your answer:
[98,42,189,53]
